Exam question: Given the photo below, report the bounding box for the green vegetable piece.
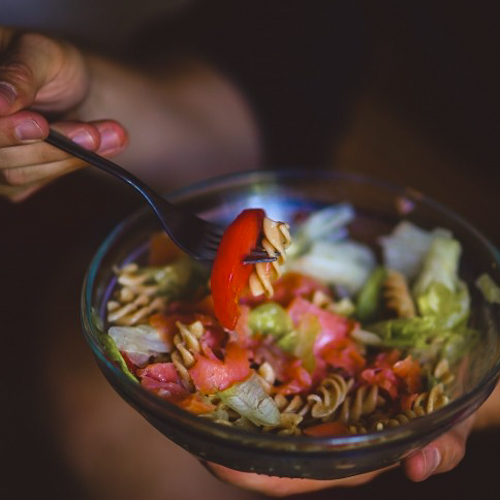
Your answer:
[91,309,138,383]
[248,302,293,338]
[219,374,280,427]
[278,314,320,373]
[412,236,461,297]
[417,281,470,329]
[133,256,209,299]
[367,316,437,349]
[440,327,480,364]
[355,266,387,323]
[476,273,500,304]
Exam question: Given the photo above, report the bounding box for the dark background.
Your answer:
[1,1,499,499]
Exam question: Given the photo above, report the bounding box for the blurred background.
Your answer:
[1,1,499,499]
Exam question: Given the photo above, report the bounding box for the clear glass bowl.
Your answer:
[81,169,500,479]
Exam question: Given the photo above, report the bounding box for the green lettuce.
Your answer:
[218,374,280,427]
[248,302,293,338]
[278,314,320,372]
[139,256,209,298]
[412,235,461,298]
[416,281,470,330]
[91,310,138,383]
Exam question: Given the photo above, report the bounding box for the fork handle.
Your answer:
[45,129,182,222]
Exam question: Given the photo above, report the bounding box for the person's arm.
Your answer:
[0,29,261,201]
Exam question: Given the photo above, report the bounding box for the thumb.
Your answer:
[0,30,88,116]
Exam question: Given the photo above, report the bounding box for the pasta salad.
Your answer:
[101,204,477,436]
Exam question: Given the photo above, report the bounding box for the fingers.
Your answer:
[204,462,388,497]
[0,31,88,115]
[403,415,475,482]
[0,109,49,146]
[0,118,128,201]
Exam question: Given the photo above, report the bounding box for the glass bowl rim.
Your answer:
[81,168,500,451]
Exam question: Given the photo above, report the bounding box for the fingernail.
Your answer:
[98,127,121,154]
[423,447,440,477]
[15,119,44,141]
[0,82,17,105]
[70,129,96,150]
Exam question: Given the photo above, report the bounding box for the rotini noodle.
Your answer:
[337,384,383,424]
[307,374,352,419]
[171,321,204,388]
[434,358,455,386]
[257,361,276,393]
[107,263,167,325]
[384,269,416,318]
[249,217,291,297]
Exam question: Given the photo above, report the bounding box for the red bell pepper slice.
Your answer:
[211,208,265,330]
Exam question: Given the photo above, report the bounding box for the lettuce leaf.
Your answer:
[379,221,451,280]
[218,373,280,426]
[278,314,320,373]
[108,324,172,367]
[287,203,355,258]
[287,240,375,295]
[248,302,293,338]
[416,281,470,330]
[412,236,461,298]
[367,316,437,349]
[91,310,138,383]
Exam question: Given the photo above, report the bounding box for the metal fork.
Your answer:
[45,129,277,264]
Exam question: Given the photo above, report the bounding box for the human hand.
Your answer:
[204,415,475,497]
[0,29,128,201]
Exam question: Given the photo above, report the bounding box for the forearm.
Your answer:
[78,55,262,190]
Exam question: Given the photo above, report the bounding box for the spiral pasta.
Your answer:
[171,320,204,388]
[249,217,291,297]
[433,358,455,386]
[337,384,384,424]
[107,263,167,325]
[263,394,309,435]
[364,383,449,432]
[384,269,416,318]
[307,374,353,419]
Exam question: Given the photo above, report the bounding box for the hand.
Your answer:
[0,29,127,201]
[204,415,475,497]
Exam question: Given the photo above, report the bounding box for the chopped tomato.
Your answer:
[360,350,402,399]
[138,361,179,382]
[149,311,226,352]
[303,421,350,437]
[393,355,422,394]
[177,393,217,414]
[322,338,366,376]
[211,208,265,330]
[287,297,352,354]
[137,362,189,401]
[188,341,251,393]
[400,393,419,411]
[233,304,255,348]
[275,358,313,395]
[242,272,330,308]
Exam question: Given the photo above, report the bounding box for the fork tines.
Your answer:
[243,250,280,264]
